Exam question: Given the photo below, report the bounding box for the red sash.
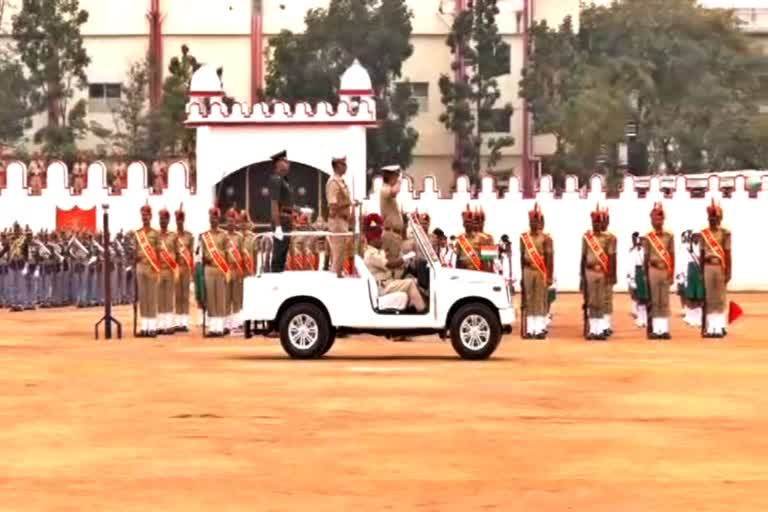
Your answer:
[202,232,230,277]
[227,238,244,275]
[135,230,160,273]
[243,250,255,274]
[178,239,193,271]
[158,237,178,272]
[701,228,726,266]
[584,231,609,273]
[521,233,548,278]
[457,234,482,271]
[647,231,673,278]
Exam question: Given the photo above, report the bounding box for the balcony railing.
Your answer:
[734,8,768,33]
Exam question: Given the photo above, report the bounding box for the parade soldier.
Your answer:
[601,209,618,335]
[39,231,56,308]
[627,232,649,328]
[456,206,482,271]
[224,207,245,334]
[8,225,25,311]
[700,199,731,338]
[123,232,137,305]
[473,208,496,272]
[269,150,294,272]
[157,208,179,335]
[113,232,126,305]
[135,202,161,338]
[69,232,89,308]
[326,155,353,277]
[379,165,406,279]
[23,228,38,310]
[581,206,612,340]
[642,202,675,340]
[174,205,195,333]
[241,210,258,278]
[363,213,425,312]
[520,204,554,339]
[200,206,231,337]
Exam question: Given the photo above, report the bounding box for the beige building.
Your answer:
[0,0,764,188]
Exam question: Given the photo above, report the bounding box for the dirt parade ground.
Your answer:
[1,293,767,511]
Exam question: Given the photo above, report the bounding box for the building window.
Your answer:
[396,82,429,113]
[88,82,121,112]
[480,108,511,133]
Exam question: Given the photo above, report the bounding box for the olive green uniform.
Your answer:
[135,228,159,331]
[201,229,230,321]
[157,230,178,319]
[175,230,194,325]
[520,232,553,336]
[701,227,730,336]
[642,230,675,336]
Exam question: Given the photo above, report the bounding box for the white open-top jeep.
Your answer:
[242,214,514,359]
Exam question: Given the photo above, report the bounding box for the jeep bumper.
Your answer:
[499,307,514,333]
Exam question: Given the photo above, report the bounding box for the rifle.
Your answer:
[581,260,589,340]
[519,249,527,338]
[645,259,653,340]
[132,262,138,337]
[700,243,706,338]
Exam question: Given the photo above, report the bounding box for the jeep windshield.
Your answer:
[406,213,439,267]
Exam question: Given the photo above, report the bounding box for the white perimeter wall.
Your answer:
[2,163,767,292]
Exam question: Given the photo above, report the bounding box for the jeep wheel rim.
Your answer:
[288,314,319,349]
[459,314,491,351]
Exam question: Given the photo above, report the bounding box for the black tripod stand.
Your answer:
[95,204,122,340]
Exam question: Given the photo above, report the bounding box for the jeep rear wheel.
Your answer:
[449,304,501,360]
[279,303,331,359]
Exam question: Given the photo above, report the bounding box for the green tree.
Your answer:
[521,0,768,177]
[12,0,90,158]
[438,0,513,182]
[157,44,200,157]
[0,0,29,145]
[265,0,418,173]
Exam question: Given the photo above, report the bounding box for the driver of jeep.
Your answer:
[363,213,426,313]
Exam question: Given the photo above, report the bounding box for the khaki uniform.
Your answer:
[242,230,258,277]
[175,231,194,315]
[135,228,159,319]
[326,175,353,275]
[701,227,730,314]
[603,232,617,314]
[380,184,405,278]
[201,229,229,318]
[582,232,611,319]
[226,231,245,315]
[456,232,479,270]
[364,245,425,311]
[157,230,178,315]
[642,231,675,318]
[520,232,553,317]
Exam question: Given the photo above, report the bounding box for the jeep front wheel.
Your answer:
[449,304,501,360]
[279,303,331,359]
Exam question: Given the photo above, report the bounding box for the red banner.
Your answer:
[56,206,97,233]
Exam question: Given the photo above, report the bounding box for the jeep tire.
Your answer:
[279,303,331,359]
[449,303,501,360]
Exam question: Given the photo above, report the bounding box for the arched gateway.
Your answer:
[185,60,377,229]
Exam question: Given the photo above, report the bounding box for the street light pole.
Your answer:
[521,0,533,198]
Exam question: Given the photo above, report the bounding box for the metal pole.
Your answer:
[521,0,532,198]
[94,203,122,340]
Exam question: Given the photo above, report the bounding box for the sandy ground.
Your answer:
[1,293,767,511]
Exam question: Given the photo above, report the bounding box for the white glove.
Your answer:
[21,265,28,277]
[402,251,416,262]
[88,256,97,267]
[274,226,284,241]
[34,268,40,278]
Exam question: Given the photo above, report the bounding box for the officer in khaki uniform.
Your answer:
[201,206,230,337]
[156,208,179,335]
[456,206,478,270]
[642,202,675,340]
[362,214,425,312]
[474,208,495,273]
[240,210,258,278]
[326,155,354,277]
[520,203,554,339]
[701,199,731,338]
[224,207,245,334]
[600,208,618,335]
[581,206,613,340]
[174,205,194,333]
[379,165,406,279]
[135,202,160,338]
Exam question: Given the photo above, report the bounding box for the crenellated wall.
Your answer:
[2,163,767,292]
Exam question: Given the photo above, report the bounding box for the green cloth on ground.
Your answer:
[194,262,206,307]
[684,261,705,301]
[634,266,649,302]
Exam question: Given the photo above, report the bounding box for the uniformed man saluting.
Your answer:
[326,155,353,277]
[700,199,731,338]
[269,150,294,273]
[379,165,406,279]
[642,202,675,340]
[135,202,161,338]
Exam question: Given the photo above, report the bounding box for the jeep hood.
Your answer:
[439,268,505,286]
